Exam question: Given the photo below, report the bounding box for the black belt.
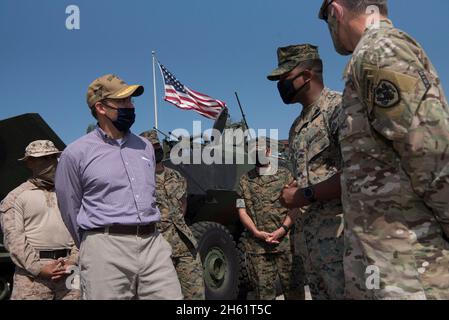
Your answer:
[39,249,71,260]
[90,223,156,236]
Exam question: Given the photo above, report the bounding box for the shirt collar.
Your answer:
[95,124,131,145]
[343,19,394,80]
[301,87,329,117]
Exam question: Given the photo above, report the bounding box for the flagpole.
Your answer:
[152,51,158,129]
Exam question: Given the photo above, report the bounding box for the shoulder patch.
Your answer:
[374,80,400,108]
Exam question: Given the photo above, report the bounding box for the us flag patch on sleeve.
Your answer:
[236,199,246,209]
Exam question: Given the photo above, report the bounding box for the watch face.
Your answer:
[304,187,313,198]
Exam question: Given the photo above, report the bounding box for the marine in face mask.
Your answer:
[139,129,206,300]
[268,44,325,108]
[19,140,62,190]
[267,44,346,300]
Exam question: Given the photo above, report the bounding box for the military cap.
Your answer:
[140,130,160,145]
[86,74,144,108]
[267,44,320,81]
[18,140,61,161]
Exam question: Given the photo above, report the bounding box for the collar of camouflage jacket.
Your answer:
[343,19,394,80]
[295,87,329,133]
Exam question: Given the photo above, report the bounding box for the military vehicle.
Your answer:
[0,113,66,300]
[161,108,289,300]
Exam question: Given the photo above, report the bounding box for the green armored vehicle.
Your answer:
[0,113,65,300]
[162,109,289,300]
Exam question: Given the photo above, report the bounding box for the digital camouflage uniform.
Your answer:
[288,87,345,300]
[237,166,304,300]
[338,19,449,299]
[268,44,345,300]
[155,167,205,300]
[0,140,80,300]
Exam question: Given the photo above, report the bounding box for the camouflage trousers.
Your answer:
[295,210,345,300]
[247,251,305,300]
[172,253,205,300]
[10,268,81,300]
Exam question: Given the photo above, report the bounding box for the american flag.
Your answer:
[159,63,227,120]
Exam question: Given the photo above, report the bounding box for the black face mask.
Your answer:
[107,108,136,132]
[277,73,311,105]
[154,148,164,163]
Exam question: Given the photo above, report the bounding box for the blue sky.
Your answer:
[1,0,448,144]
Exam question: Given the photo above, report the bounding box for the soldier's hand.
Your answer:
[286,180,298,188]
[39,260,68,280]
[51,258,76,281]
[280,185,303,209]
[265,228,286,244]
[255,230,271,241]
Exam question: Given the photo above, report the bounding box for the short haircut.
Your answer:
[299,59,323,81]
[339,0,388,16]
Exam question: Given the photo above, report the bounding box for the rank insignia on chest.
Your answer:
[374,80,401,108]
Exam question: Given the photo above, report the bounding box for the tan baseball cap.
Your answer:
[18,140,61,161]
[86,74,144,108]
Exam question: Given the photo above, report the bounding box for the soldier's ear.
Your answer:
[330,2,344,21]
[95,102,106,116]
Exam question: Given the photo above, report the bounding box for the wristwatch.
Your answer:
[281,224,290,233]
[303,186,317,203]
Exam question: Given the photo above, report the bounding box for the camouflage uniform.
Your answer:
[237,166,304,300]
[339,19,449,299]
[288,87,345,300]
[0,140,80,300]
[155,167,205,300]
[268,44,345,300]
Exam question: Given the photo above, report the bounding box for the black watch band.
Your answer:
[281,224,290,233]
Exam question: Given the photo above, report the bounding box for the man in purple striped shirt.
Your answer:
[55,74,182,300]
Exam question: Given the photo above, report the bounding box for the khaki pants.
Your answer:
[80,231,183,300]
[11,266,81,300]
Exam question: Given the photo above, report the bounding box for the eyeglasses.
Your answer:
[101,98,135,110]
[321,0,335,23]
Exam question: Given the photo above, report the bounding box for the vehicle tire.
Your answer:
[0,276,11,300]
[237,234,254,300]
[191,222,239,300]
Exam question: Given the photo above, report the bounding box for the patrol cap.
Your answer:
[86,74,144,108]
[18,140,61,161]
[267,44,320,81]
[140,130,160,145]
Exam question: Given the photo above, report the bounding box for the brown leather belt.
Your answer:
[91,223,156,236]
[39,249,71,260]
